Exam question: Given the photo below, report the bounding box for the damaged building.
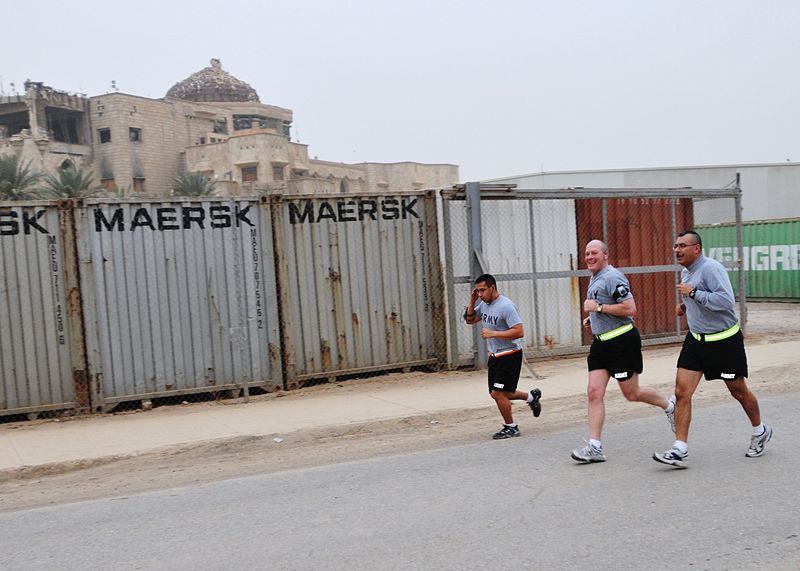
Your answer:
[0,59,459,196]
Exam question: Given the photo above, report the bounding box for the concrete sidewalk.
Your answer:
[1,339,797,476]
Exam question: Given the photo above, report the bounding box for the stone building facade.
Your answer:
[0,59,459,196]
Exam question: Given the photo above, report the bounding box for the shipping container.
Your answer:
[270,191,446,387]
[0,200,87,417]
[76,198,282,409]
[698,218,800,299]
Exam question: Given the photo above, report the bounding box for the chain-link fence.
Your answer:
[440,184,744,367]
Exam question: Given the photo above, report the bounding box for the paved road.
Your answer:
[1,394,797,570]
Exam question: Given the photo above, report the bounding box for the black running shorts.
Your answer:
[587,327,643,381]
[677,330,748,380]
[487,350,523,393]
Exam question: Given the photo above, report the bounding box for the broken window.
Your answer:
[241,166,258,182]
[233,117,252,130]
[213,118,228,134]
[46,108,84,144]
[272,165,285,181]
[101,178,116,192]
[129,127,142,142]
[233,114,285,132]
[60,160,74,170]
[0,110,31,137]
[132,177,145,193]
[98,128,111,143]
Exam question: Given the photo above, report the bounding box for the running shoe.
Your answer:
[653,447,688,468]
[528,388,542,417]
[665,395,676,434]
[571,443,606,463]
[745,424,773,458]
[492,425,521,440]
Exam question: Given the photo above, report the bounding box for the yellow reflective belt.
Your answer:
[691,323,740,342]
[597,323,633,341]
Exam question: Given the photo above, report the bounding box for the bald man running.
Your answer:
[571,239,675,463]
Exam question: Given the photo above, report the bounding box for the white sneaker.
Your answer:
[745,425,773,458]
[665,395,676,434]
[653,447,688,469]
[571,443,606,463]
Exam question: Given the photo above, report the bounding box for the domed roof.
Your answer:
[165,59,260,103]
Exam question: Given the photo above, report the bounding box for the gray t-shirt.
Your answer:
[473,294,523,354]
[587,265,633,335]
[682,255,738,333]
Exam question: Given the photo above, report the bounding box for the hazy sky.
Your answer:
[3,1,798,181]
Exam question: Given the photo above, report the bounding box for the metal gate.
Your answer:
[440,183,745,367]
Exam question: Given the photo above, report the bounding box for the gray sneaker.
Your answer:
[665,395,676,434]
[745,424,773,457]
[571,443,606,463]
[653,447,688,469]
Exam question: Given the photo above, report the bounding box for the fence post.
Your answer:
[423,190,448,368]
[734,173,747,332]
[465,181,487,368]
[671,198,681,336]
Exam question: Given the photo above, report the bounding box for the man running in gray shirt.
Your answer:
[572,240,675,463]
[653,230,773,469]
[465,273,542,440]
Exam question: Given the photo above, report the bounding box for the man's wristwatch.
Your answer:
[596,304,604,313]
[689,288,697,299]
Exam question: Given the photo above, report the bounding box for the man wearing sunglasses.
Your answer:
[465,273,542,439]
[653,230,772,469]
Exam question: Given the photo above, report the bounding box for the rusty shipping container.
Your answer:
[271,191,446,387]
[0,200,88,417]
[575,197,694,342]
[76,198,282,408]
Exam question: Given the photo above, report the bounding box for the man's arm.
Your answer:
[481,323,524,340]
[690,265,735,311]
[464,289,480,325]
[584,297,636,318]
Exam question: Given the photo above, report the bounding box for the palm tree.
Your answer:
[38,165,104,199]
[172,171,217,197]
[0,154,41,200]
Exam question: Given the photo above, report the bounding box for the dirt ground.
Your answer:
[0,302,796,513]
